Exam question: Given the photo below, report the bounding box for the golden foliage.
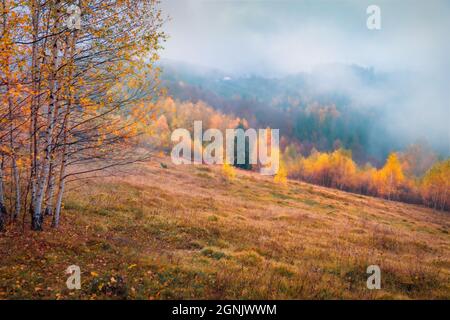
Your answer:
[373,153,405,200]
[274,161,288,185]
[421,159,450,210]
[222,162,236,181]
[283,146,449,209]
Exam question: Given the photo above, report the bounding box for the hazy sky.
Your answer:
[159,0,450,153]
[160,0,449,75]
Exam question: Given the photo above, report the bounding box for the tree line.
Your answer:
[282,147,449,211]
[148,98,449,211]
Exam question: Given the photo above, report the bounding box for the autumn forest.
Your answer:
[0,0,449,301]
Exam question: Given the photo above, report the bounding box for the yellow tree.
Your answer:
[421,159,450,210]
[374,153,405,200]
[0,0,30,226]
[222,162,236,181]
[329,149,357,190]
[274,160,288,185]
[303,150,332,186]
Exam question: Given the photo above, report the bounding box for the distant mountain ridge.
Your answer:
[157,60,447,164]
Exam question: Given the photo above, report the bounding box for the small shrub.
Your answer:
[201,248,226,260]
[274,163,288,185]
[222,163,236,180]
[207,215,218,222]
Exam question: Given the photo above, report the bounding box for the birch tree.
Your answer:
[1,0,165,230]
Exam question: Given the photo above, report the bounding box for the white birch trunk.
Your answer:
[44,163,56,216]
[33,34,60,230]
[0,162,6,231]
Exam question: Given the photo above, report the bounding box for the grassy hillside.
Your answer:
[1,158,449,299]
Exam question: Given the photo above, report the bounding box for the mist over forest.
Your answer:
[159,60,449,166]
[158,0,450,167]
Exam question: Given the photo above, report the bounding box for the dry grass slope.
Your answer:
[0,158,449,299]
